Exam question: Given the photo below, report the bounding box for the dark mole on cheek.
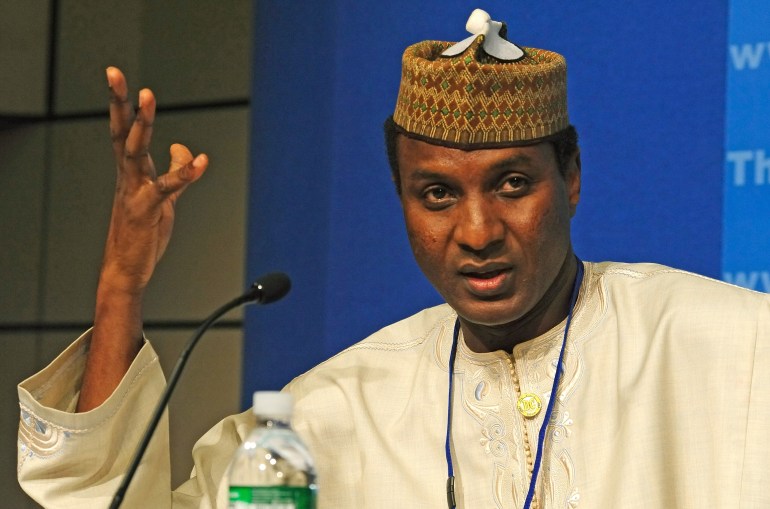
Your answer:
[415,229,438,244]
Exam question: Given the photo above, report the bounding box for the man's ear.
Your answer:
[567,150,581,217]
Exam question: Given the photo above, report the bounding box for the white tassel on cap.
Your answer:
[441,8,525,62]
[465,8,491,34]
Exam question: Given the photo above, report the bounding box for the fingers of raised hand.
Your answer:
[155,144,209,195]
[105,69,207,199]
[122,88,157,179]
[107,67,132,160]
[107,67,157,182]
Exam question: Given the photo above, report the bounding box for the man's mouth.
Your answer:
[459,265,512,294]
[459,262,512,278]
[464,268,506,279]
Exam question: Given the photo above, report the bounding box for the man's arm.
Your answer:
[77,67,208,412]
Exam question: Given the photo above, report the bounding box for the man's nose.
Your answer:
[453,196,505,257]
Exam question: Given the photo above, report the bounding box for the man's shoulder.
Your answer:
[588,260,770,308]
[288,303,455,384]
[349,302,456,351]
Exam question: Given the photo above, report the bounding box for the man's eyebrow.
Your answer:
[405,154,536,181]
[406,169,450,181]
[489,154,535,172]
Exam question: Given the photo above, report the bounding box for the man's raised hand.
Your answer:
[77,68,209,412]
[100,66,208,295]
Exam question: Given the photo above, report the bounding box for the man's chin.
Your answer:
[452,299,527,328]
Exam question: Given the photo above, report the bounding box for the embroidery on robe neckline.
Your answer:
[453,333,585,507]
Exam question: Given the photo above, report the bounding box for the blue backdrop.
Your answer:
[243,1,739,402]
[722,1,770,291]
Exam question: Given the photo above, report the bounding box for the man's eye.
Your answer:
[501,176,528,193]
[428,187,448,199]
[422,185,454,205]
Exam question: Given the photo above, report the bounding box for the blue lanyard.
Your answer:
[445,258,584,509]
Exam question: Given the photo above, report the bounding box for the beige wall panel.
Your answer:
[55,0,144,114]
[1,333,43,509]
[55,0,251,115]
[37,331,84,368]
[141,107,249,321]
[140,1,252,104]
[149,327,244,490]
[3,1,251,505]
[42,107,249,322]
[0,125,47,323]
[0,1,50,115]
[41,118,113,322]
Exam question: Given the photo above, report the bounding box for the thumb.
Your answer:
[156,144,208,194]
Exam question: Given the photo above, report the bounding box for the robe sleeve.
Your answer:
[739,296,770,507]
[16,330,251,509]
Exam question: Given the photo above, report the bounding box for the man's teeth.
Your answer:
[470,270,502,279]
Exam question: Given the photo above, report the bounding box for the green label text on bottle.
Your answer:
[229,486,316,509]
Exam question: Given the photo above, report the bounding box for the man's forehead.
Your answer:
[396,133,555,172]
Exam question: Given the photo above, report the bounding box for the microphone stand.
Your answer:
[109,273,290,509]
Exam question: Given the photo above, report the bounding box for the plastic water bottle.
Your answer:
[228,391,317,508]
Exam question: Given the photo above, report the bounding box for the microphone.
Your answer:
[109,272,291,509]
[245,271,291,304]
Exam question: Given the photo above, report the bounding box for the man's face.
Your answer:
[397,135,580,328]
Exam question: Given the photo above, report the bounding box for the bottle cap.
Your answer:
[252,391,293,418]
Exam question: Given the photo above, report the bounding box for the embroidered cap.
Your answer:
[392,9,569,148]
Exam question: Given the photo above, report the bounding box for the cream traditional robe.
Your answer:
[18,262,770,508]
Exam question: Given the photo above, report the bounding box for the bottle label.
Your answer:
[229,486,316,509]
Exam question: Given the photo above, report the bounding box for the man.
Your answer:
[18,10,770,509]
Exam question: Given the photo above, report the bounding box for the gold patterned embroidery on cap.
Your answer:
[392,37,569,148]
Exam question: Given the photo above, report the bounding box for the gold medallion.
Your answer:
[516,393,542,418]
